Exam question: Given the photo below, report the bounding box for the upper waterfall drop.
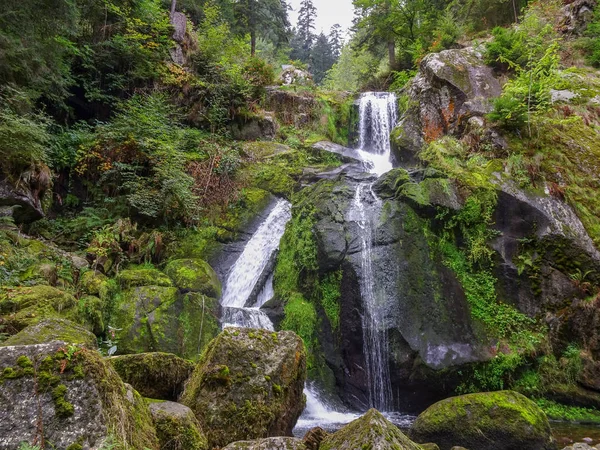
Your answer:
[356,92,398,176]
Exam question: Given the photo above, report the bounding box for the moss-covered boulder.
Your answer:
[410,391,557,450]
[181,328,307,448]
[0,285,81,333]
[117,267,173,289]
[223,437,307,450]
[113,287,220,359]
[0,341,159,449]
[320,409,423,450]
[2,318,97,348]
[111,352,195,401]
[79,270,108,295]
[164,258,221,297]
[149,401,208,450]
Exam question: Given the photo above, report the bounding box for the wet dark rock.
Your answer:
[0,178,44,223]
[181,328,307,448]
[311,141,364,164]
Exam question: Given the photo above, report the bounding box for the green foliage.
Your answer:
[448,0,529,32]
[0,102,50,178]
[324,44,380,92]
[487,12,561,132]
[458,352,524,393]
[580,4,600,67]
[76,94,197,223]
[281,293,317,352]
[535,399,600,423]
[319,271,342,331]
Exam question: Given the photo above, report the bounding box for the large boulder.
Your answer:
[223,437,307,450]
[265,89,318,127]
[111,352,195,401]
[394,48,502,161]
[149,401,208,450]
[410,391,557,450]
[558,0,597,35]
[113,287,220,359]
[320,409,423,450]
[2,318,97,348]
[164,258,222,297]
[181,328,307,449]
[0,341,159,449]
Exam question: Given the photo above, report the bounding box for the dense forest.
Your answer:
[2,0,600,449]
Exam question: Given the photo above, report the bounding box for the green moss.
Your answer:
[52,384,75,418]
[2,318,98,348]
[280,294,317,358]
[164,259,221,298]
[151,403,208,450]
[116,268,173,289]
[79,270,108,296]
[65,443,83,450]
[319,271,342,331]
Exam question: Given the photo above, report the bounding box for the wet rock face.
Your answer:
[0,342,159,450]
[394,48,502,160]
[410,391,557,450]
[302,177,483,411]
[0,178,45,223]
[265,89,318,127]
[230,114,278,141]
[181,328,307,449]
[320,409,423,450]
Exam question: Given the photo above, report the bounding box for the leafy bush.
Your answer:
[581,5,600,67]
[75,94,198,223]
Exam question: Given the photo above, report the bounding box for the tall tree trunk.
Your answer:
[512,0,519,23]
[388,40,396,70]
[170,0,177,16]
[251,29,256,57]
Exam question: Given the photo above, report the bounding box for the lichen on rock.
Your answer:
[164,258,221,297]
[150,401,208,450]
[2,318,97,348]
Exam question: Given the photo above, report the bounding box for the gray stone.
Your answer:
[551,89,580,103]
[558,0,597,35]
[312,141,364,165]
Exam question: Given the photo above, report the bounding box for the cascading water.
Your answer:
[352,91,397,411]
[349,184,393,411]
[220,199,291,330]
[356,92,397,176]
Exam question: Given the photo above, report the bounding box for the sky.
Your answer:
[287,0,355,38]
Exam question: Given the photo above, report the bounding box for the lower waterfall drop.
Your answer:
[350,183,393,412]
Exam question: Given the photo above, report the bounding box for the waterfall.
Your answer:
[220,199,291,330]
[350,91,397,411]
[356,92,397,176]
[350,184,393,411]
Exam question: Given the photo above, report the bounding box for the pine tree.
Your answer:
[233,0,290,56]
[311,32,335,84]
[329,24,344,60]
[297,0,318,63]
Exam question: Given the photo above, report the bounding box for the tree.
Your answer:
[329,24,344,60]
[297,0,318,63]
[311,33,335,84]
[232,0,291,56]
